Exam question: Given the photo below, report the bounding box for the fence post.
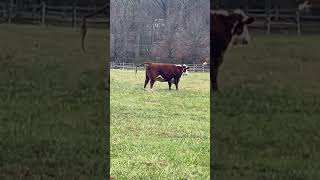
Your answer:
[31,4,36,18]
[72,3,77,27]
[266,9,271,34]
[275,7,279,21]
[8,0,13,24]
[1,4,4,18]
[265,0,271,35]
[193,64,195,72]
[41,1,46,25]
[296,9,301,36]
[122,62,124,70]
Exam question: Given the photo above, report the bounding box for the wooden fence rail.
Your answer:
[0,2,109,26]
[1,3,319,34]
[245,8,320,35]
[110,62,210,72]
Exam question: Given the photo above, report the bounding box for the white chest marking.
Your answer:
[156,75,166,82]
[155,75,175,83]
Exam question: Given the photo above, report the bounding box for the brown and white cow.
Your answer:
[142,62,189,91]
[211,9,255,92]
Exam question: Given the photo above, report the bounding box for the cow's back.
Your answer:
[147,63,181,80]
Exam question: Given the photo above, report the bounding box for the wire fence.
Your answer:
[110,62,210,72]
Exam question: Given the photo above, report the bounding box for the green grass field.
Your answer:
[0,24,108,179]
[213,33,320,180]
[110,70,210,179]
[1,23,320,180]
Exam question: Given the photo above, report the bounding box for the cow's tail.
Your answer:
[81,17,87,52]
[135,65,139,76]
[135,64,144,76]
[80,4,108,52]
[135,62,151,76]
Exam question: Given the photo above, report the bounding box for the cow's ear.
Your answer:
[244,17,254,24]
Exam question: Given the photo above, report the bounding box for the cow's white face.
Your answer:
[232,24,251,46]
[211,9,254,47]
[175,64,189,76]
[182,64,189,76]
[230,9,254,46]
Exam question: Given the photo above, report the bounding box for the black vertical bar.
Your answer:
[210,0,214,180]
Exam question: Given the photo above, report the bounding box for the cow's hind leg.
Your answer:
[168,82,172,90]
[144,75,150,89]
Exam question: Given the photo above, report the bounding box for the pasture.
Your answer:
[213,33,320,180]
[1,23,320,180]
[0,24,108,179]
[110,70,210,179]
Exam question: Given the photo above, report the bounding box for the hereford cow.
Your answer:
[141,62,189,91]
[211,9,255,92]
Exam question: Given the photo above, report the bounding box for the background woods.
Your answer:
[110,0,210,64]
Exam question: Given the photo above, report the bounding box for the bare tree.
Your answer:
[111,0,139,62]
[183,0,209,63]
[152,0,168,23]
[177,0,190,27]
[110,0,209,64]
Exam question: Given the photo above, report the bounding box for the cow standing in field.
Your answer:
[211,9,255,92]
[141,62,189,91]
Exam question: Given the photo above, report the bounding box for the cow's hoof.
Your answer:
[212,88,220,94]
[212,86,218,92]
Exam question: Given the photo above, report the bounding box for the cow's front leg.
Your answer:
[211,65,219,92]
[168,82,172,90]
[150,80,155,91]
[211,56,223,92]
[174,79,180,90]
[144,76,150,89]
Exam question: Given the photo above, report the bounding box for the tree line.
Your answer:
[111,0,209,64]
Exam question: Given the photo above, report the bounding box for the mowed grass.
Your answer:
[0,24,108,179]
[213,34,320,180]
[111,70,210,179]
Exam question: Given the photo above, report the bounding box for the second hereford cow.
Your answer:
[211,9,255,92]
